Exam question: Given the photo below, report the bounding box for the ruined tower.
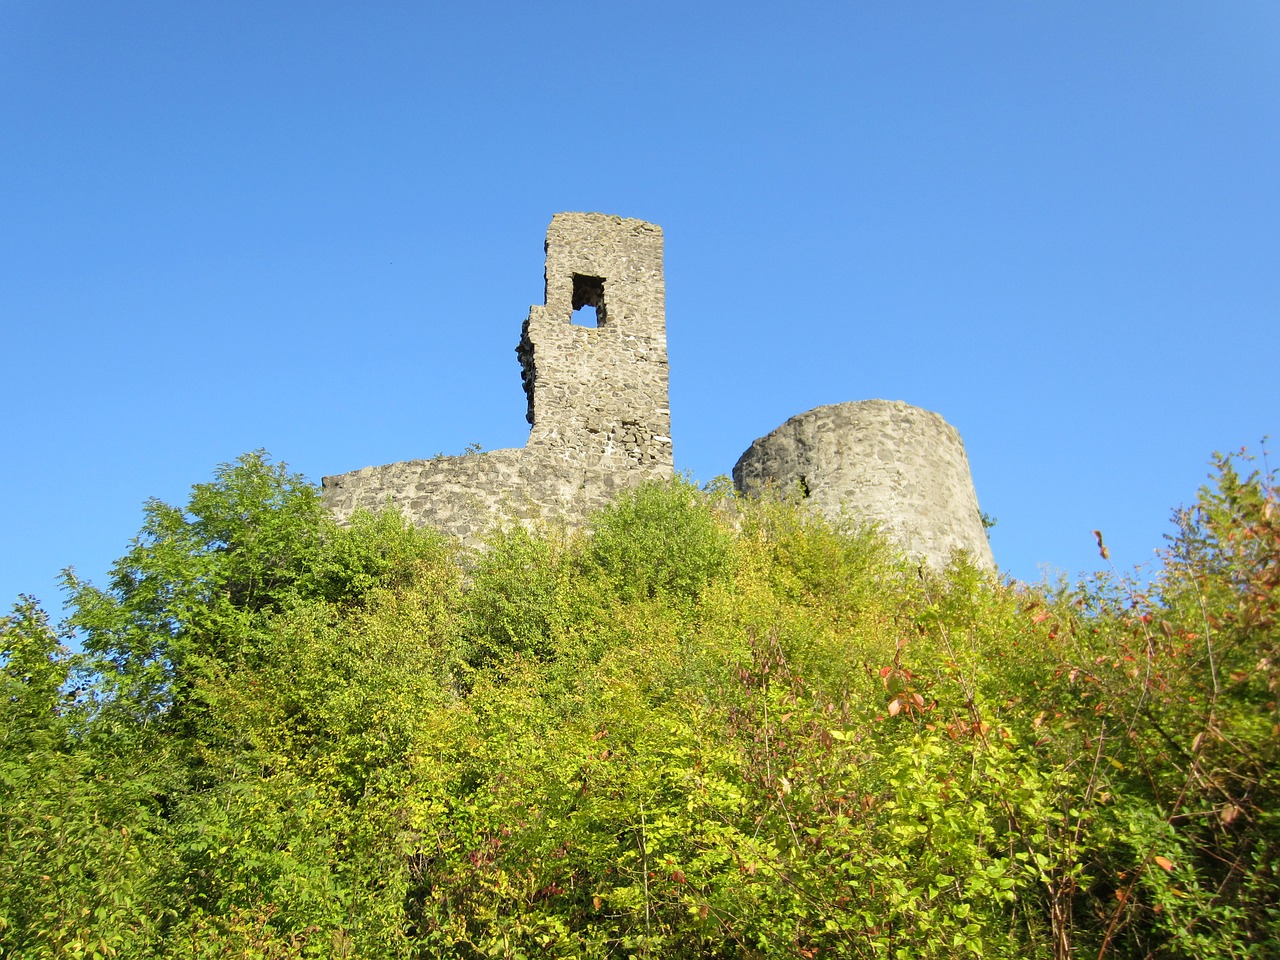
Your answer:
[321,213,673,541]
[733,400,994,570]
[518,213,672,474]
[323,212,995,571]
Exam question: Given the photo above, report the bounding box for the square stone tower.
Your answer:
[518,213,672,475]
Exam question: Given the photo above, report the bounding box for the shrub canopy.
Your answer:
[2,451,1277,958]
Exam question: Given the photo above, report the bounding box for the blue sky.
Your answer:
[2,1,1277,612]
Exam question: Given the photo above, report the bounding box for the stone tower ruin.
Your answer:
[733,400,994,570]
[321,213,673,541]
[324,212,995,571]
[518,212,671,472]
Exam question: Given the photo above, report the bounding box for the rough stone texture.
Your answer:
[323,215,996,571]
[519,213,671,471]
[733,400,994,570]
[321,213,673,543]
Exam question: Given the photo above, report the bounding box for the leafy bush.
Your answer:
[461,523,575,668]
[3,448,1278,958]
[584,477,735,605]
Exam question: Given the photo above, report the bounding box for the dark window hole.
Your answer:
[571,274,607,327]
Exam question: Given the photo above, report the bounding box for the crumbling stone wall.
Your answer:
[324,214,996,572]
[733,400,995,570]
[519,213,671,471]
[321,213,673,542]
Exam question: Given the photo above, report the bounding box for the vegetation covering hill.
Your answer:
[2,451,1277,959]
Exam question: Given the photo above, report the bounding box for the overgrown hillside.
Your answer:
[2,451,1277,959]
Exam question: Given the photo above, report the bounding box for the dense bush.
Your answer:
[2,449,1276,957]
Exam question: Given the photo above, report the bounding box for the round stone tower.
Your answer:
[732,400,994,571]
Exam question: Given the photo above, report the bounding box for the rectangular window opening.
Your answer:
[571,274,607,327]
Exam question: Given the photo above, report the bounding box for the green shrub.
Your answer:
[4,449,1278,957]
[584,477,735,605]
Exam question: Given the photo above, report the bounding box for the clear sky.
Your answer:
[2,1,1277,613]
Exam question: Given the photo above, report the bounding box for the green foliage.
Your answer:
[3,448,1279,957]
[585,476,735,604]
[462,523,575,667]
[1,600,168,958]
[980,510,998,535]
[1,598,69,750]
[63,451,328,725]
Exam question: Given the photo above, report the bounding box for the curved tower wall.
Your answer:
[733,400,994,570]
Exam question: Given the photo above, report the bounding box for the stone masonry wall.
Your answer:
[321,213,673,543]
[323,214,996,572]
[733,400,994,570]
[519,213,671,471]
